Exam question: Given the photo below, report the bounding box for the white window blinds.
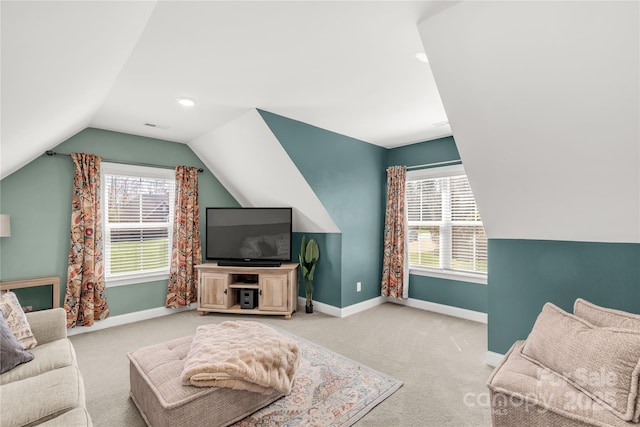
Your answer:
[407,166,487,276]
[102,163,175,283]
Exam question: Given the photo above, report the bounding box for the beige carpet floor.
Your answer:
[70,302,494,426]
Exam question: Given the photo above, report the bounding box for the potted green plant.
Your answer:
[299,236,319,313]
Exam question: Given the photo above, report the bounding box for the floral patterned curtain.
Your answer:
[65,152,109,328]
[381,165,408,299]
[166,166,202,308]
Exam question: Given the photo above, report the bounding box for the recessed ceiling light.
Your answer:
[415,52,429,63]
[176,97,196,107]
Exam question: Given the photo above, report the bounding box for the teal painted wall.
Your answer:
[387,137,488,313]
[260,110,387,308]
[389,138,640,356]
[0,128,238,315]
[488,239,640,354]
[292,232,342,307]
[386,136,460,167]
[6,122,632,362]
[408,275,487,313]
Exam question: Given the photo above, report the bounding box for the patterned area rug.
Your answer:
[233,331,402,427]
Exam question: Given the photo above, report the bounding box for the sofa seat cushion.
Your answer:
[37,407,93,427]
[0,338,77,385]
[0,365,86,427]
[488,341,633,427]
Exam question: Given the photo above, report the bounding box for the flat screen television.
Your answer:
[205,207,292,267]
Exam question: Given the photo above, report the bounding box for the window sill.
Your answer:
[106,272,170,287]
[409,267,487,285]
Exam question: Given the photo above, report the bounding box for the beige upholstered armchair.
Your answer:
[487,299,640,427]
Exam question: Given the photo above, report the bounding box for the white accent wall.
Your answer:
[188,109,340,233]
[418,1,640,243]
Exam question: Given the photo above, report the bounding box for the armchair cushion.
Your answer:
[521,302,640,422]
[488,341,634,427]
[573,298,640,422]
[574,298,640,330]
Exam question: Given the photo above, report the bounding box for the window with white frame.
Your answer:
[101,163,175,286]
[406,164,487,283]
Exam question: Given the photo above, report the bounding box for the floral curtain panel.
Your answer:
[166,166,202,308]
[381,165,408,300]
[65,152,109,327]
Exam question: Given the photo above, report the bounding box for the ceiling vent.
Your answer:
[144,123,170,130]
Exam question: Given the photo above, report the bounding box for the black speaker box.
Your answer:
[240,289,258,309]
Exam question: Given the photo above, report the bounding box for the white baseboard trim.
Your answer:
[485,351,505,367]
[298,295,486,324]
[297,296,386,318]
[67,304,196,336]
[340,296,386,317]
[68,296,486,336]
[389,297,488,324]
[297,297,342,317]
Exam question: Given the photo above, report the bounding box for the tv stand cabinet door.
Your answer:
[199,273,230,309]
[258,274,288,312]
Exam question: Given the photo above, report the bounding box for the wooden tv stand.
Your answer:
[195,263,299,319]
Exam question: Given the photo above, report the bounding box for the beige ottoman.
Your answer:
[128,336,283,427]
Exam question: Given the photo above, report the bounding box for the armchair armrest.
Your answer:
[25,307,67,345]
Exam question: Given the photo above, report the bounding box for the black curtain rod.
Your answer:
[45,150,204,173]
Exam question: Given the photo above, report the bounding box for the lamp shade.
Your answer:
[0,214,11,237]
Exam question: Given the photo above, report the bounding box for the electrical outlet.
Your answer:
[356,282,361,292]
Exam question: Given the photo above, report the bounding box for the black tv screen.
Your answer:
[205,207,292,264]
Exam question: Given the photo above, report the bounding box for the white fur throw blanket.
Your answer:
[180,321,300,395]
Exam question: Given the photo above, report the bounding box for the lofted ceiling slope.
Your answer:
[419,1,640,243]
[1,1,455,180]
[1,1,157,179]
[190,109,339,233]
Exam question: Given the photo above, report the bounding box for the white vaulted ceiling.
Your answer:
[1,1,157,179]
[1,1,455,180]
[419,1,640,243]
